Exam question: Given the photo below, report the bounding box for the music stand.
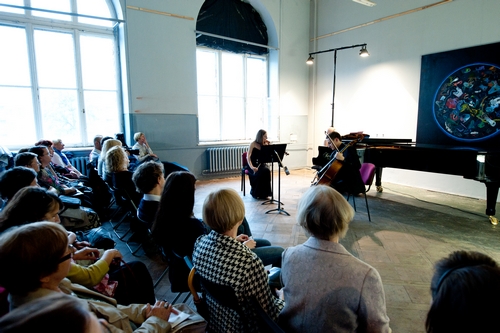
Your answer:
[260,144,290,216]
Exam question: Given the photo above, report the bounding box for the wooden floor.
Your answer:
[105,168,500,333]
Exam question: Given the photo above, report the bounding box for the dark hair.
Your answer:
[255,129,267,144]
[132,161,164,194]
[328,131,342,141]
[28,146,48,162]
[152,171,196,242]
[14,152,38,167]
[0,187,63,233]
[0,294,90,333]
[100,136,113,147]
[426,250,500,332]
[34,139,53,147]
[0,167,37,200]
[0,222,68,295]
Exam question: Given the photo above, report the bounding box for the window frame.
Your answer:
[196,46,271,144]
[0,0,123,148]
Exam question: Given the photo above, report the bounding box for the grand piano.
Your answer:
[313,136,500,224]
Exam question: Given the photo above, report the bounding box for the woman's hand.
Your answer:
[73,247,100,261]
[236,234,249,242]
[101,249,123,266]
[73,240,92,249]
[243,239,256,249]
[144,300,179,321]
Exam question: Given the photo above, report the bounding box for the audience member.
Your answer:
[34,139,79,179]
[28,145,77,196]
[52,138,83,178]
[0,293,111,333]
[98,138,122,178]
[133,132,158,163]
[13,152,41,172]
[193,188,284,332]
[89,134,103,166]
[132,161,165,225]
[0,167,38,202]
[426,250,500,333]
[0,222,175,332]
[279,185,391,333]
[0,186,153,305]
[106,145,141,205]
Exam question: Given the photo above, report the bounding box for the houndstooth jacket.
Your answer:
[193,230,284,333]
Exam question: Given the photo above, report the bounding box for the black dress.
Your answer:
[329,143,365,195]
[248,147,272,199]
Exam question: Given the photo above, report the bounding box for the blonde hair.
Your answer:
[203,188,245,233]
[100,139,122,160]
[105,145,128,173]
[297,185,354,240]
[134,132,144,142]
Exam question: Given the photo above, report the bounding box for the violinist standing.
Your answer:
[247,129,273,199]
[326,131,365,195]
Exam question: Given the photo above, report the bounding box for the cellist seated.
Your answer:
[320,131,365,195]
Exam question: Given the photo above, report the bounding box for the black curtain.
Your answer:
[196,0,269,55]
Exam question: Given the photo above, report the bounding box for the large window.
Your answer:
[0,0,122,148]
[197,47,269,142]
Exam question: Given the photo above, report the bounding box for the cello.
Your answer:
[313,137,361,186]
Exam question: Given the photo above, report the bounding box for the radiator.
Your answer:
[69,156,89,175]
[205,146,247,174]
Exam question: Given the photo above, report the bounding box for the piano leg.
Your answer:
[485,182,500,225]
[375,166,384,192]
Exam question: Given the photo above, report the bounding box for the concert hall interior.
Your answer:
[1,0,500,332]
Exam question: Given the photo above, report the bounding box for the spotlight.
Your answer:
[359,45,370,57]
[306,55,314,65]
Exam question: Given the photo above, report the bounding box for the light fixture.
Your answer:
[352,0,376,7]
[306,43,369,126]
[359,45,370,57]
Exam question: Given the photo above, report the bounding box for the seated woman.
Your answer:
[279,185,391,332]
[105,145,142,206]
[247,129,272,199]
[0,222,175,332]
[132,131,188,176]
[51,138,83,178]
[426,250,500,333]
[28,145,77,196]
[0,187,155,305]
[0,293,112,333]
[192,188,284,332]
[132,132,158,163]
[98,138,122,179]
[152,171,283,292]
[0,166,38,203]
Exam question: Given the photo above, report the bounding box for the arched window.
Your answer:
[195,0,275,143]
[0,0,123,147]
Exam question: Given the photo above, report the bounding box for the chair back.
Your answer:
[360,163,376,190]
[192,269,284,333]
[242,152,248,168]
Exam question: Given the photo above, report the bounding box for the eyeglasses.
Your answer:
[58,244,75,263]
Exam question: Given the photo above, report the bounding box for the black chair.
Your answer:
[186,263,285,333]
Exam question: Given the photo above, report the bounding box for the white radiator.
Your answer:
[206,146,247,174]
[69,156,89,175]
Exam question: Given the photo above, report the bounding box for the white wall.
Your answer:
[116,0,310,177]
[309,0,500,201]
